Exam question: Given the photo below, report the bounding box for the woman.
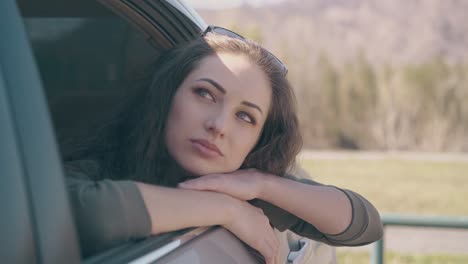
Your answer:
[65,27,383,263]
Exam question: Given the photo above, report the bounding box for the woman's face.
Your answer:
[165,52,271,176]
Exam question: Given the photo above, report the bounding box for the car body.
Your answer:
[1,0,328,263]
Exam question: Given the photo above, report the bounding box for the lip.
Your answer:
[190,139,224,157]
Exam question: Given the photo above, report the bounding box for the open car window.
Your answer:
[22,11,160,143]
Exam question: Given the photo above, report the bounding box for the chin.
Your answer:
[181,163,231,177]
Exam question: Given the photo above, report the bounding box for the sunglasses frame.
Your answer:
[202,25,288,76]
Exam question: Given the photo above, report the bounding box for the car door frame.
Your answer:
[0,0,81,263]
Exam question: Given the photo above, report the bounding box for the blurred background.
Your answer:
[188,0,468,263]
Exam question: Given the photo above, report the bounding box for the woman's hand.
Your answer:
[224,199,279,264]
[178,170,279,263]
[178,169,269,201]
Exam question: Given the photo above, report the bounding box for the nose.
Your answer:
[204,112,228,138]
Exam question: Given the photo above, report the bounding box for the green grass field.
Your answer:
[298,155,468,264]
[299,158,468,216]
[337,251,468,264]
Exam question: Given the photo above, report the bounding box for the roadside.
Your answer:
[298,150,468,255]
[298,150,468,163]
[341,226,468,254]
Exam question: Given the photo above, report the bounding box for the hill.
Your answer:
[199,0,468,65]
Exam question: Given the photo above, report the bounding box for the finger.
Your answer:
[232,168,253,176]
[259,239,276,264]
[177,180,201,189]
[265,256,274,264]
[265,232,278,253]
[265,228,279,259]
[269,227,279,249]
[180,175,228,192]
[178,177,214,189]
[255,207,265,214]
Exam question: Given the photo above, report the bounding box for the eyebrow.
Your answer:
[197,78,226,94]
[241,101,263,115]
[196,78,264,115]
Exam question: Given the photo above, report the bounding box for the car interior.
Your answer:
[20,0,159,144]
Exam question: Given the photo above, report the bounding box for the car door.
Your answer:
[2,0,264,263]
[0,0,81,263]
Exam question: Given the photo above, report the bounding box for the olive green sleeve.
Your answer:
[65,161,151,257]
[323,187,383,246]
[251,170,383,246]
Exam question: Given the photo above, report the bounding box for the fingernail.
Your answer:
[180,181,193,186]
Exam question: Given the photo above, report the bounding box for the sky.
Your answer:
[184,0,285,9]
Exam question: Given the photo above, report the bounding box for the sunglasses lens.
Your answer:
[212,27,244,40]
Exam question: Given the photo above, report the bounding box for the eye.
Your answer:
[237,111,256,125]
[194,88,215,102]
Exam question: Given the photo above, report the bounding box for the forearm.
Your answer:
[258,175,352,235]
[137,183,235,234]
[176,169,382,245]
[67,177,152,256]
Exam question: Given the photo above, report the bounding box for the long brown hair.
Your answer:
[65,33,302,185]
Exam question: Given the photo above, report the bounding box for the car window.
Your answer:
[22,14,160,143]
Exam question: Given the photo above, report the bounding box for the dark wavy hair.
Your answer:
[65,33,302,185]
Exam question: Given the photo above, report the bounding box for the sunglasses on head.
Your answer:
[202,25,288,76]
